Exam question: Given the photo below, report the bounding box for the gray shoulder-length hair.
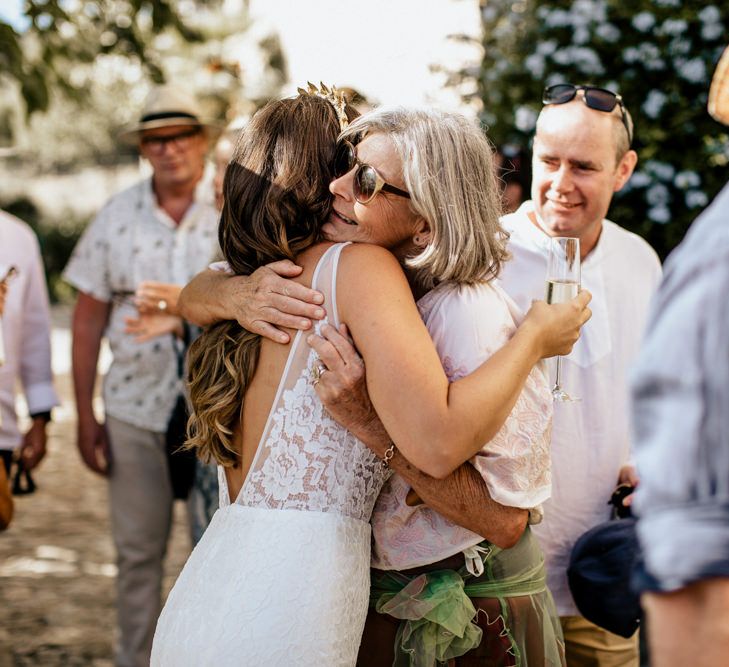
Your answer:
[340,106,509,290]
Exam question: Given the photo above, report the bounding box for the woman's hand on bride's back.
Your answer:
[524,290,592,359]
[306,323,391,458]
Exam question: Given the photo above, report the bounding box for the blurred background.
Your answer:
[1,0,727,304]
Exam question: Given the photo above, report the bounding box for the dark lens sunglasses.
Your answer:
[333,140,411,204]
[543,84,633,145]
[140,127,202,154]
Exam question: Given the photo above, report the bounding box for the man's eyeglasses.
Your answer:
[542,84,633,145]
[333,140,411,204]
[140,127,202,155]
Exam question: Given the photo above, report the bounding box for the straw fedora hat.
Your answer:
[709,45,729,125]
[119,84,223,145]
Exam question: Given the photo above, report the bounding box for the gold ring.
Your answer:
[310,360,327,384]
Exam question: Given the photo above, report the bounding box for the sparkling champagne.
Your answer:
[545,279,579,305]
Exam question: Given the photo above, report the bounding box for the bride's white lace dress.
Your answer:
[151,244,389,666]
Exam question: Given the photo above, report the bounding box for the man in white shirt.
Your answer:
[0,210,59,523]
[63,86,219,667]
[497,86,662,665]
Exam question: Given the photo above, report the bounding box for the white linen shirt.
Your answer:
[0,211,60,450]
[371,280,553,571]
[63,178,219,433]
[498,200,662,615]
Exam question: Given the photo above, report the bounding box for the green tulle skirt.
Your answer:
[370,527,565,667]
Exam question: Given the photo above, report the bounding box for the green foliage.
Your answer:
[1,0,204,117]
[470,0,729,259]
[0,2,282,169]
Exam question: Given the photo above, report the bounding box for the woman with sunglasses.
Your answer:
[162,95,589,665]
[314,107,574,666]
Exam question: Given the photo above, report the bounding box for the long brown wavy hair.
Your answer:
[186,94,357,467]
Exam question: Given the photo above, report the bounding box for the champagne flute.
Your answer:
[546,237,580,402]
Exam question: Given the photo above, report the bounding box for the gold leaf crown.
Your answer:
[296,81,349,131]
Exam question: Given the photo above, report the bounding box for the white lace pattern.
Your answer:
[153,244,389,666]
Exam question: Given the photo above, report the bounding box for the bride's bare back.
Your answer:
[224,242,335,499]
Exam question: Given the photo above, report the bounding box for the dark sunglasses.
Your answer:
[140,127,202,154]
[333,140,411,204]
[543,84,633,145]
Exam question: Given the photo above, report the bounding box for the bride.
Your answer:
[151,91,588,665]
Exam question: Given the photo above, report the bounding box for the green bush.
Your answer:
[469,0,729,259]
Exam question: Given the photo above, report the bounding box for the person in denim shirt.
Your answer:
[631,45,729,667]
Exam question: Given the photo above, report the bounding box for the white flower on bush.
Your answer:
[515,106,538,132]
[647,206,671,224]
[674,171,701,190]
[669,37,691,56]
[573,26,590,45]
[573,0,607,23]
[552,46,604,75]
[546,72,568,87]
[596,23,620,43]
[654,0,680,6]
[537,40,558,56]
[542,8,571,28]
[552,48,571,65]
[640,43,665,70]
[677,58,707,84]
[482,4,499,22]
[574,47,605,75]
[646,183,670,206]
[685,190,709,208]
[698,5,721,24]
[624,43,664,70]
[480,111,497,128]
[659,19,687,36]
[629,171,652,188]
[623,47,640,64]
[645,160,676,182]
[632,12,656,32]
[525,53,546,79]
[702,23,724,41]
[642,90,667,119]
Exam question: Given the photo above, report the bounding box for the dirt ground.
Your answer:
[0,309,191,666]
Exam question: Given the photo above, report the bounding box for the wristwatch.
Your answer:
[29,411,52,424]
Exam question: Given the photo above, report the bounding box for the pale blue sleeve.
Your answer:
[632,185,729,592]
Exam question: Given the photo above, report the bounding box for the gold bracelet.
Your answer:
[381,444,395,469]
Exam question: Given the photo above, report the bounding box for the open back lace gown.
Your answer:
[151,244,390,666]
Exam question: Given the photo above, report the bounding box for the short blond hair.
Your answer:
[537,101,634,164]
[341,107,508,290]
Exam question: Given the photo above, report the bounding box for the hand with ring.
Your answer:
[124,313,184,343]
[134,281,183,316]
[310,359,329,386]
[306,323,391,459]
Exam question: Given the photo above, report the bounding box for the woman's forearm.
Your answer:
[178,269,235,327]
[390,450,528,549]
[347,413,527,549]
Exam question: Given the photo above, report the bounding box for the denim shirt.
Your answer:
[632,182,729,592]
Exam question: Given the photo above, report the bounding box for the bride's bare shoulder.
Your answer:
[339,242,404,277]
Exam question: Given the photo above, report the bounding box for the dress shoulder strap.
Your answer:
[230,243,351,507]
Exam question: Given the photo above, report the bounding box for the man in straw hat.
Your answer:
[630,45,729,667]
[63,84,220,667]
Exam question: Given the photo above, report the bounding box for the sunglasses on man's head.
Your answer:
[333,140,411,205]
[542,84,633,145]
